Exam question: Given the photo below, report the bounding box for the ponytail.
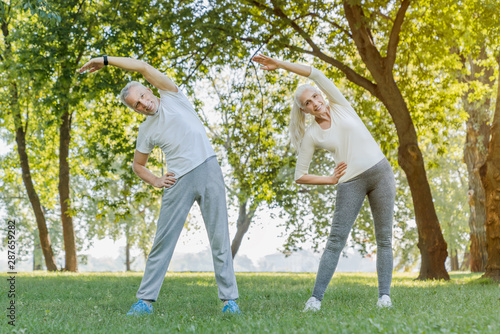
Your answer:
[289,84,320,151]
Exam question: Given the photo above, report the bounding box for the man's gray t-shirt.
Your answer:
[135,87,215,178]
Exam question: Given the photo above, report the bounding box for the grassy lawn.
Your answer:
[1,271,498,333]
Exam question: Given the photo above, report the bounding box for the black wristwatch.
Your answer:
[103,55,108,66]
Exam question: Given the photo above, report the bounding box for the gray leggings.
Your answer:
[312,158,396,300]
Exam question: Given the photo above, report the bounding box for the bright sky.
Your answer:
[85,205,291,262]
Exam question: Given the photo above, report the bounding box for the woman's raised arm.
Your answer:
[252,54,311,77]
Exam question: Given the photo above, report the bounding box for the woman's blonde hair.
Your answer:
[289,84,321,150]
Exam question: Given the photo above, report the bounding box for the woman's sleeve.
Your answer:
[308,67,350,107]
[294,133,315,181]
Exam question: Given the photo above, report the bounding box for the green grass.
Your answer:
[1,272,499,333]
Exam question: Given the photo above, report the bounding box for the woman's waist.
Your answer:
[337,153,386,182]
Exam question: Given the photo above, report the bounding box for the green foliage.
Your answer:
[2,0,498,271]
[197,58,298,220]
[0,0,180,263]
[426,131,470,267]
[2,272,498,333]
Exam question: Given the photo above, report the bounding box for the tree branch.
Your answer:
[284,43,380,98]
[386,0,412,71]
[181,43,216,86]
[294,12,352,39]
[342,1,383,71]
[197,75,220,138]
[248,0,380,98]
[371,10,394,23]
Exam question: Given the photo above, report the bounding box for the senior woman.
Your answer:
[253,54,396,310]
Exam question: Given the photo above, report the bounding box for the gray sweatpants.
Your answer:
[312,158,395,300]
[136,156,239,302]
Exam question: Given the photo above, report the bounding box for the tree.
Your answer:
[2,0,103,271]
[480,56,500,280]
[453,2,498,273]
[179,0,450,279]
[462,48,492,272]
[427,133,470,271]
[0,0,59,271]
[431,0,500,278]
[0,0,164,271]
[427,0,495,272]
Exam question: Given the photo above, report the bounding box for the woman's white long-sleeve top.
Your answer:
[294,67,385,183]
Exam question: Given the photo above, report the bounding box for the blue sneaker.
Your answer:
[222,300,241,314]
[126,300,153,316]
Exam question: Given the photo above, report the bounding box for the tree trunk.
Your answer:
[466,184,488,272]
[33,231,44,271]
[389,93,449,280]
[462,51,491,272]
[13,89,58,272]
[126,234,131,272]
[230,200,256,258]
[450,249,459,271]
[59,109,78,272]
[246,0,448,279]
[466,183,488,272]
[479,59,500,281]
[460,250,471,271]
[2,12,58,272]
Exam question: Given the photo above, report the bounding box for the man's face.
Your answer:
[125,85,159,116]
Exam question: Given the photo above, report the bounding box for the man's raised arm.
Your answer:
[79,56,178,92]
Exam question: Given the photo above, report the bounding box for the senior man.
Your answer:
[79,56,240,315]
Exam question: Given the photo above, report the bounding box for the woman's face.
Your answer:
[299,89,327,116]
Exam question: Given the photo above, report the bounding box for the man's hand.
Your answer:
[153,172,176,188]
[79,57,105,74]
[133,150,177,188]
[331,161,347,184]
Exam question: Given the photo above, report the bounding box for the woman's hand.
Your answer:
[252,54,281,71]
[253,54,311,77]
[331,162,347,184]
[295,162,347,185]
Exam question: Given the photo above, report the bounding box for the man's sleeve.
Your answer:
[135,127,155,154]
[159,86,202,119]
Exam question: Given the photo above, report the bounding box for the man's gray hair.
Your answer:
[120,81,146,108]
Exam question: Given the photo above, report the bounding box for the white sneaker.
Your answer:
[303,296,321,312]
[377,295,392,308]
